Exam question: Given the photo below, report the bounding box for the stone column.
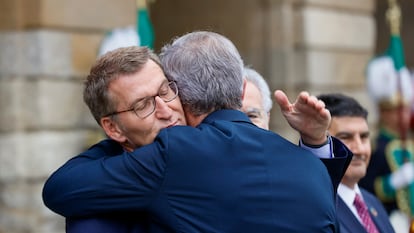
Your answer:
[0,0,135,232]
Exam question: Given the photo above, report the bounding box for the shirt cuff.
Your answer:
[299,135,334,159]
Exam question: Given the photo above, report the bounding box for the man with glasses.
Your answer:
[61,46,186,232]
[43,31,352,232]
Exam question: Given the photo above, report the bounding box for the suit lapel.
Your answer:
[337,197,368,233]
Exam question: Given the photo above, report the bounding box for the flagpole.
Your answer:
[386,0,407,142]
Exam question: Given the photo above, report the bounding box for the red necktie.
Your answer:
[353,193,380,233]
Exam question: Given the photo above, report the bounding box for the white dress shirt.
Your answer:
[338,183,364,223]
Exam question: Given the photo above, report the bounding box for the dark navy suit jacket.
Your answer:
[62,139,150,233]
[337,188,395,233]
[43,110,352,233]
[66,215,148,233]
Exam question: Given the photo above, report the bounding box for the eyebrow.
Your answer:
[334,131,370,138]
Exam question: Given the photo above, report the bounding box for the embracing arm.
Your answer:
[42,139,166,217]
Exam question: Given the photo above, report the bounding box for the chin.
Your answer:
[357,171,367,179]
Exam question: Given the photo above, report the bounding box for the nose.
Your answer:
[154,96,173,119]
[349,136,368,156]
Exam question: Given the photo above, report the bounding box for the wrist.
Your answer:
[301,132,329,148]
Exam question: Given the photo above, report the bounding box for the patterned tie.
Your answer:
[353,193,380,233]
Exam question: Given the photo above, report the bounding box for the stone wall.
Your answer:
[0,0,376,232]
[0,0,135,232]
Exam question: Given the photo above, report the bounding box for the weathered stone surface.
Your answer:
[71,33,102,76]
[0,0,30,30]
[0,78,96,131]
[0,30,102,77]
[266,47,373,91]
[0,0,135,30]
[0,31,70,77]
[303,0,375,12]
[41,0,135,29]
[0,181,65,233]
[299,6,375,50]
[22,78,92,129]
[302,49,373,86]
[0,130,94,181]
[0,78,22,132]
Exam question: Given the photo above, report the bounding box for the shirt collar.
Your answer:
[202,109,253,125]
[338,183,362,206]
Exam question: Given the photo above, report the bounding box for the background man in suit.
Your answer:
[65,46,186,232]
[318,93,395,233]
[43,31,352,232]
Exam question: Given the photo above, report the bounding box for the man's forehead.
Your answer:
[332,116,367,122]
[330,116,369,131]
[108,70,168,104]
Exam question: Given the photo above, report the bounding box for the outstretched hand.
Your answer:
[274,90,330,145]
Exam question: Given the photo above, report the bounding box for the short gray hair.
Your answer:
[243,67,273,113]
[160,31,244,116]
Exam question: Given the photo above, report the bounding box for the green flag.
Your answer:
[137,0,155,49]
[367,1,414,226]
[365,1,412,109]
[386,34,405,71]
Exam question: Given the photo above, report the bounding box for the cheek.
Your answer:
[169,100,185,116]
[127,118,160,147]
[168,98,183,110]
[250,118,264,128]
[363,144,372,160]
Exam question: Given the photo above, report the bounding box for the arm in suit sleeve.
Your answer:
[43,133,351,217]
[301,136,353,191]
[320,137,353,191]
[42,138,168,217]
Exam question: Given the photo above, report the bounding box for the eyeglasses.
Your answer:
[104,81,179,119]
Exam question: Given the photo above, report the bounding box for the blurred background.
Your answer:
[0,0,413,232]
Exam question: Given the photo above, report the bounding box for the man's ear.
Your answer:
[241,79,247,100]
[100,117,126,143]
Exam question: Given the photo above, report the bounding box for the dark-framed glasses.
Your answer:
[104,81,178,119]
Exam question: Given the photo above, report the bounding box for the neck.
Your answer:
[341,178,357,190]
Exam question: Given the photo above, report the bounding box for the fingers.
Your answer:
[298,91,326,111]
[274,90,330,119]
[301,93,330,120]
[274,90,291,112]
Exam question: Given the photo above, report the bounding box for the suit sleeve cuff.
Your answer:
[299,135,333,159]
